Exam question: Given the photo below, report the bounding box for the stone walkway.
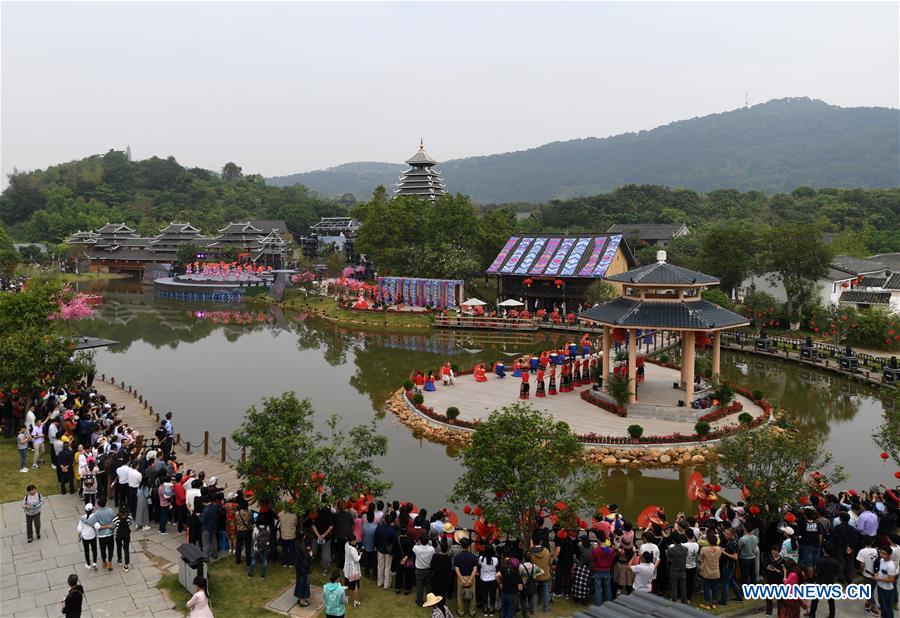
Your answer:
[1,379,245,618]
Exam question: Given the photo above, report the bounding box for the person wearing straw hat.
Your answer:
[423,592,453,618]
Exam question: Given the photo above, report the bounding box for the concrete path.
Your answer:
[1,493,183,618]
[1,379,247,618]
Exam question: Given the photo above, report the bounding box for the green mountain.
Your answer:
[267,98,900,202]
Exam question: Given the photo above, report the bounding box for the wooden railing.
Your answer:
[433,315,539,331]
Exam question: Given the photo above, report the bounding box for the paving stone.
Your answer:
[16,571,48,593]
[14,558,60,577]
[3,592,37,613]
[11,542,43,557]
[1,582,19,600]
[151,610,184,618]
[89,595,136,616]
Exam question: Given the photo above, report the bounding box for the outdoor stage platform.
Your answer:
[418,362,764,440]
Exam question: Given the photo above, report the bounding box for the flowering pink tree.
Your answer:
[50,289,95,321]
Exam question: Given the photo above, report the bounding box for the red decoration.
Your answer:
[895,471,900,479]
[554,279,564,289]
[463,505,472,515]
[785,512,797,523]
[612,328,627,343]
[495,490,505,498]
[881,452,890,460]
[473,507,482,517]
[799,496,809,505]
[578,519,589,529]
[749,505,760,516]
[695,332,711,347]
[523,278,534,288]
[712,484,722,492]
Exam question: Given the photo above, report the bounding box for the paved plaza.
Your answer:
[422,362,764,437]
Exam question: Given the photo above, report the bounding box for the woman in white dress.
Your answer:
[186,576,213,617]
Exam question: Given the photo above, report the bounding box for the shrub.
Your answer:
[738,412,753,426]
[659,354,670,364]
[451,363,460,374]
[751,389,764,401]
[446,406,460,420]
[412,393,424,405]
[694,421,711,437]
[606,374,631,409]
[403,380,414,391]
[627,424,644,439]
[712,381,735,409]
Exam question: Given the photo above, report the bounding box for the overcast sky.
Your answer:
[2,1,897,186]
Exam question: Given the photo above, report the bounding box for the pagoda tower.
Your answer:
[393,140,447,200]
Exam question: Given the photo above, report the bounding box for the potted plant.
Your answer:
[694,421,711,440]
[606,374,631,415]
[627,424,644,443]
[446,406,460,422]
[738,412,753,426]
[412,393,425,405]
[403,379,414,392]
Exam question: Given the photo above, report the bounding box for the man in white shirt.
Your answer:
[857,538,880,612]
[638,532,661,581]
[875,546,898,618]
[116,462,132,508]
[126,465,142,517]
[684,529,701,601]
[413,536,436,606]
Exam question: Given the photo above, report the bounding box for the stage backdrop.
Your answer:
[375,277,464,309]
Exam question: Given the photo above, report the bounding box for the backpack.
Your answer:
[523,564,538,596]
[82,474,96,492]
[255,526,271,552]
[155,426,166,441]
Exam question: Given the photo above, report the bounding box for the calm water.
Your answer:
[76,279,897,520]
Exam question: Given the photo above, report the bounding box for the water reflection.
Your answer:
[77,279,896,515]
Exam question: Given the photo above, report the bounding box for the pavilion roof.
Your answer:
[486,234,628,278]
[404,141,439,167]
[580,297,749,330]
[605,261,718,286]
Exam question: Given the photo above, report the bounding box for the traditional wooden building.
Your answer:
[486,234,634,311]
[394,140,447,200]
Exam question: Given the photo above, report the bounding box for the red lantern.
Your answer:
[695,332,711,347]
[799,496,809,505]
[894,471,900,480]
[495,490,505,498]
[612,328,627,343]
[749,505,760,516]
[523,278,533,288]
[881,452,890,460]
[579,520,589,529]
[474,507,482,517]
[785,512,797,523]
[463,505,472,515]
[554,279,564,289]
[712,484,722,492]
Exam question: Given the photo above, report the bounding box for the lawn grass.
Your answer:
[156,557,587,617]
[16,266,129,283]
[282,294,434,330]
[0,437,61,503]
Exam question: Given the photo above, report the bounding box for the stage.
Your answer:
[417,361,764,440]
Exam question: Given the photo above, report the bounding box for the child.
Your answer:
[323,569,348,618]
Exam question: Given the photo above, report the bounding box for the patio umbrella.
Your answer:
[461,298,487,306]
[498,299,524,307]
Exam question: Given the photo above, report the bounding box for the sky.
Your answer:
[1,1,898,186]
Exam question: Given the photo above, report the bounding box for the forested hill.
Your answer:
[0,154,351,243]
[268,98,900,202]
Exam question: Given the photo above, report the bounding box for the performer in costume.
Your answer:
[581,356,591,384]
[548,366,557,395]
[567,341,578,360]
[560,362,571,392]
[529,355,539,373]
[637,357,645,383]
[424,371,436,392]
[549,352,558,368]
[494,361,506,379]
[539,351,550,369]
[512,360,523,377]
[411,370,425,393]
[573,357,582,386]
[473,363,488,382]
[519,371,530,400]
[440,362,455,386]
[535,368,546,397]
[580,333,592,357]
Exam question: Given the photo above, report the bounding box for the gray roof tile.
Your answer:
[839,291,891,304]
[580,298,748,329]
[605,261,718,286]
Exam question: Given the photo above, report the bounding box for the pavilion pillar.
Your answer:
[684,331,696,404]
[712,331,722,383]
[601,326,611,391]
[679,331,687,387]
[627,329,637,402]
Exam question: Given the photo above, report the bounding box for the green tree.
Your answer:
[698,226,758,297]
[176,244,201,267]
[584,280,619,305]
[221,162,244,184]
[740,288,780,333]
[231,392,390,514]
[451,404,588,542]
[717,424,845,522]
[761,225,831,320]
[873,408,900,466]
[811,305,858,346]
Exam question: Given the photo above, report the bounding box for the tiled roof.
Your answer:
[885,274,900,290]
[580,298,748,330]
[859,276,887,288]
[486,235,625,279]
[247,220,288,234]
[831,255,887,276]
[605,261,718,286]
[839,291,891,304]
[404,142,438,167]
[574,591,711,617]
[606,223,687,240]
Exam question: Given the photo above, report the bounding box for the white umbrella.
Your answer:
[461,298,487,306]
[498,299,524,307]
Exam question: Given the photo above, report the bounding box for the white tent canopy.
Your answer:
[461,298,487,306]
[498,299,524,307]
